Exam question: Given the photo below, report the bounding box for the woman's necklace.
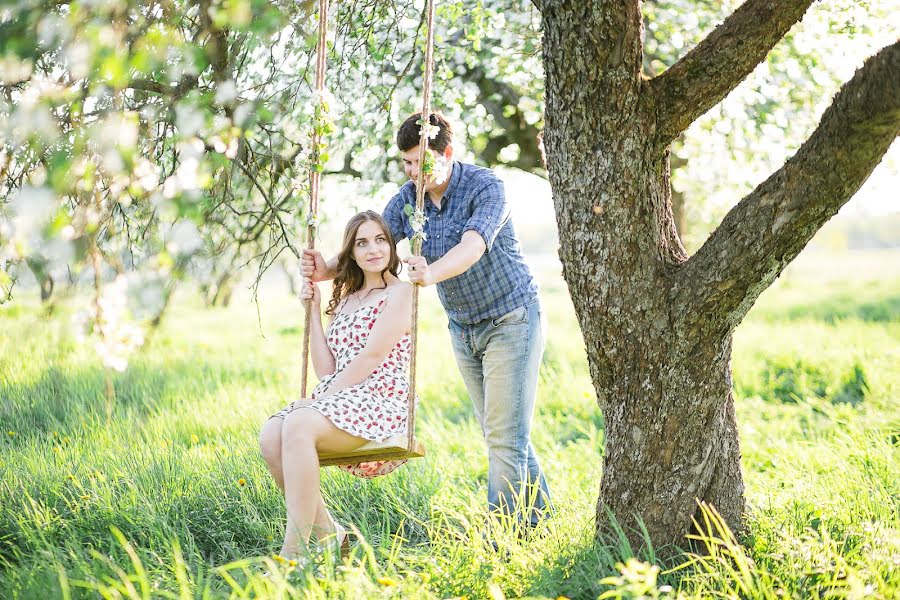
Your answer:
[354,285,386,303]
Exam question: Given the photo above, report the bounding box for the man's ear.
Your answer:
[443,144,453,160]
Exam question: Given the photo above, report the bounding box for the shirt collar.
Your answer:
[443,160,462,201]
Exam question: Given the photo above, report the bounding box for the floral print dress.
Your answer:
[271,289,413,478]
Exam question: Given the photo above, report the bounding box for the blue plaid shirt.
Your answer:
[383,161,539,325]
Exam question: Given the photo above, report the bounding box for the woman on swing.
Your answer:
[259,210,414,562]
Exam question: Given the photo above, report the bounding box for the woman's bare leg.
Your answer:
[279,408,365,558]
[259,408,341,546]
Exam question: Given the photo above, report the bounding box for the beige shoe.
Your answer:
[319,522,351,560]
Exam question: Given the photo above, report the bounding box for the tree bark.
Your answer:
[540,0,898,550]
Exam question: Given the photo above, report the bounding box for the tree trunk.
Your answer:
[539,0,897,550]
[540,1,747,549]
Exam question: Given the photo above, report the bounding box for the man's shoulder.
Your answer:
[458,162,500,185]
[456,163,503,199]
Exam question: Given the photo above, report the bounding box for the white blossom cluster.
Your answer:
[73,275,145,372]
[410,208,428,242]
[430,153,451,186]
[419,122,439,141]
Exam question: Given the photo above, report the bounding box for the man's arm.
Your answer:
[406,231,485,286]
[406,177,507,287]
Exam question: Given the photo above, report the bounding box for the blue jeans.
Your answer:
[448,299,552,526]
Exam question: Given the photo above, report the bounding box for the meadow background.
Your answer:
[1,246,898,599]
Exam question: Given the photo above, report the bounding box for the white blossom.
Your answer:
[419,122,439,141]
[165,220,203,256]
[73,275,146,372]
[430,153,451,186]
[175,104,204,136]
[214,79,237,104]
[410,208,428,241]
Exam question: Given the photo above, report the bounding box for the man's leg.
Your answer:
[476,301,551,526]
[448,318,487,429]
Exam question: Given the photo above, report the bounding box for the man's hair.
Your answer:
[396,111,453,153]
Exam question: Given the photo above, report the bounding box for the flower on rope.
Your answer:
[404,204,428,244]
[311,88,335,113]
[418,121,440,141]
[308,88,335,173]
[420,148,450,186]
[430,153,451,186]
[311,88,336,138]
[305,212,320,229]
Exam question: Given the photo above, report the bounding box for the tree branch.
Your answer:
[673,42,900,337]
[650,0,815,145]
[129,74,199,97]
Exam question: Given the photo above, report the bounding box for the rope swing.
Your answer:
[301,0,434,467]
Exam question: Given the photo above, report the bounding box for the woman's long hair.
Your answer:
[325,211,400,316]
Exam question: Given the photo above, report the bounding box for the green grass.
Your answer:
[1,250,898,599]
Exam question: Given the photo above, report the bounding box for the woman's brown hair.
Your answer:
[325,211,400,316]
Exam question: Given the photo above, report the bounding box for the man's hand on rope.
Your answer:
[300,249,328,282]
[300,278,321,305]
[405,256,434,287]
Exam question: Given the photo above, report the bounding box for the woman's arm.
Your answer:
[301,280,336,378]
[316,283,413,397]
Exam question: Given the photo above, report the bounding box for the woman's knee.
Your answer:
[282,409,322,448]
[259,418,282,463]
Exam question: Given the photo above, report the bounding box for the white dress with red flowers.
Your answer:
[271,290,413,478]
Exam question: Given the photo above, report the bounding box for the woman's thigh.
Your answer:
[282,408,368,455]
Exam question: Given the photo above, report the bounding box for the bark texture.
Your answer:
[539,0,899,549]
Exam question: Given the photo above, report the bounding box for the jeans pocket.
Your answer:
[491,305,527,327]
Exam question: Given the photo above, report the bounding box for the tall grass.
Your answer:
[1,251,897,598]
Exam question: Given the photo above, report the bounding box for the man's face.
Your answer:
[401,144,452,192]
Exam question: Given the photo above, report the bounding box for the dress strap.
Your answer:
[334,295,350,315]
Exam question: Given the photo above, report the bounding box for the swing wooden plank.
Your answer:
[319,435,426,467]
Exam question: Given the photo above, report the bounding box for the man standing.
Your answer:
[301,111,551,530]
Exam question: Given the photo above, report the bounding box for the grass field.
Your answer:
[1,250,898,599]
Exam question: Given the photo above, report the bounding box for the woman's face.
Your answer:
[352,219,392,274]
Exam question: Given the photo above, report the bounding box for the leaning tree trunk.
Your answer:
[541,19,745,541]
[538,0,899,549]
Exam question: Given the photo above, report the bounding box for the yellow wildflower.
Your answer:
[273,554,286,564]
[377,577,398,587]
[238,478,246,486]
[190,434,200,444]
[7,431,15,437]
[80,494,90,500]
[288,559,297,567]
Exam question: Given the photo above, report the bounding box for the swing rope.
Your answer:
[300,0,330,400]
[407,0,437,453]
[299,0,435,462]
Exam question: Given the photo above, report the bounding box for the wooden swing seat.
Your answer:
[319,435,425,467]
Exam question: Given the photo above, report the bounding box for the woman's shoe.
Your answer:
[319,522,351,560]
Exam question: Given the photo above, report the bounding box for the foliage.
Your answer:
[1,0,895,368]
